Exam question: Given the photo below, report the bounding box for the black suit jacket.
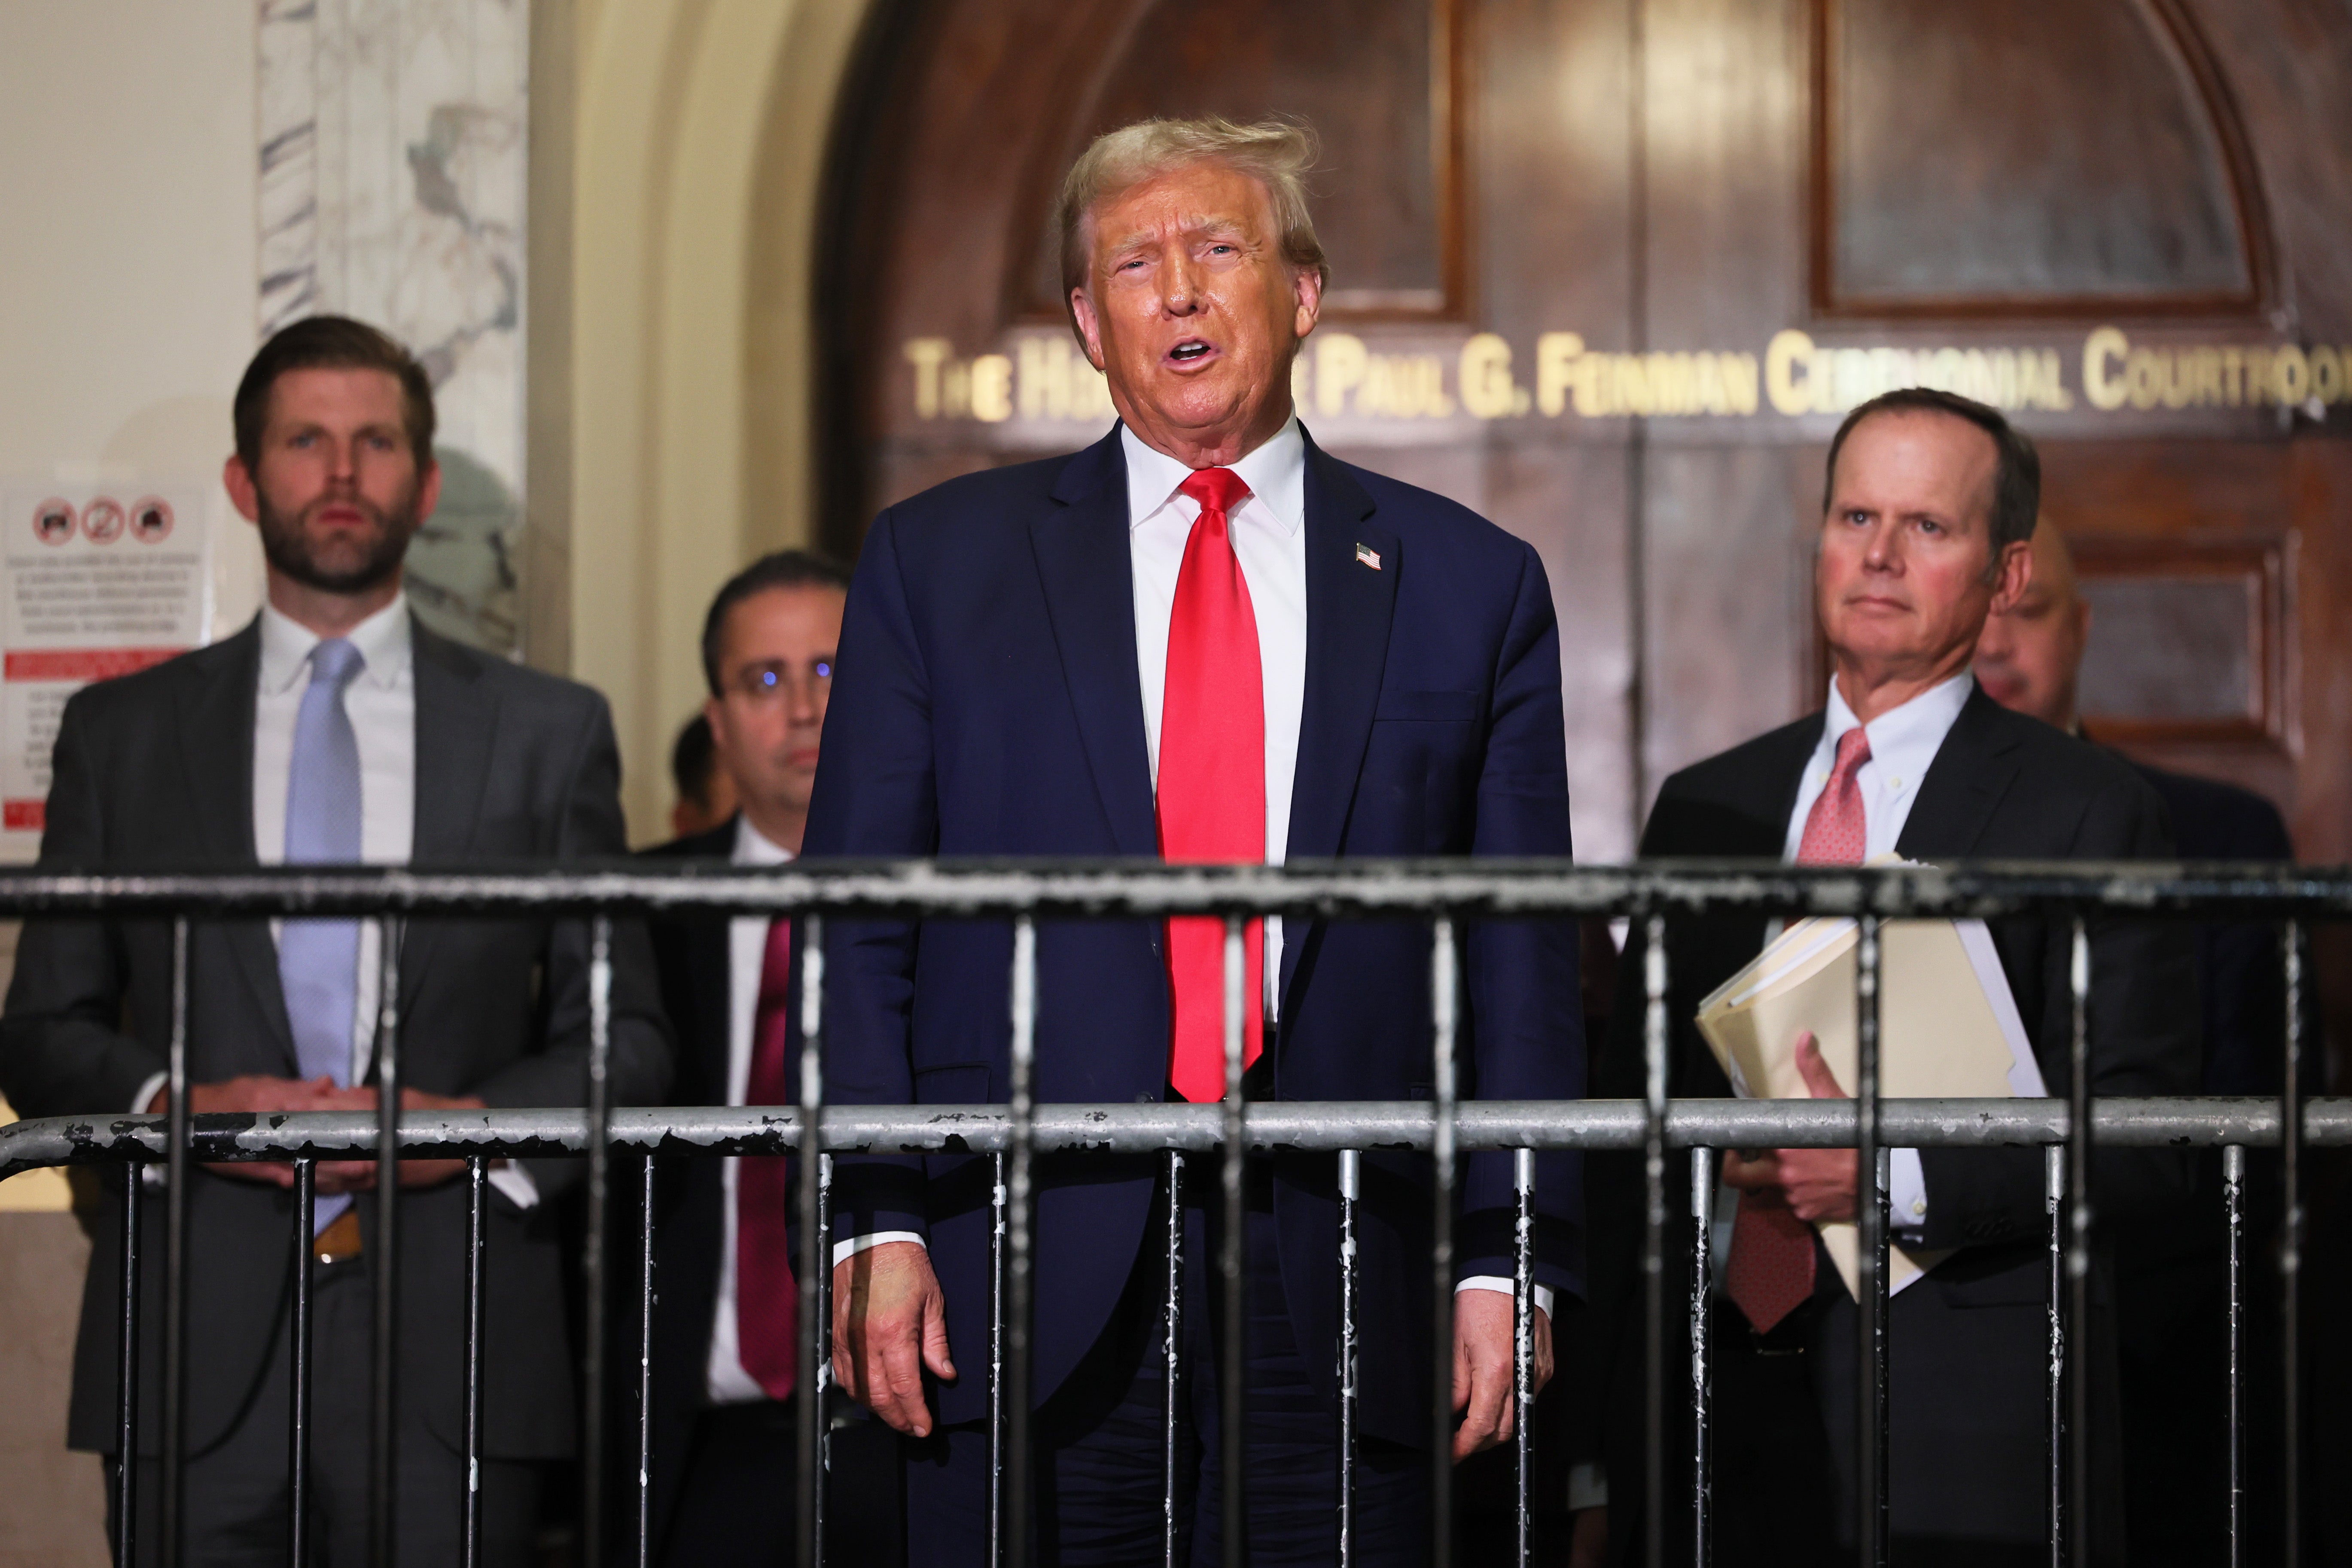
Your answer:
[0,616,673,1459]
[2127,760,2296,1096]
[634,820,739,1551]
[1585,688,2200,1545]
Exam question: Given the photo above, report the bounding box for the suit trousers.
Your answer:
[104,1257,540,1568]
[903,1169,1427,1566]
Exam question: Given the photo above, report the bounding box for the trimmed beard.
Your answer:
[255,484,421,596]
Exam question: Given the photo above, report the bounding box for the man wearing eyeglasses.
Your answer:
[631,551,874,1566]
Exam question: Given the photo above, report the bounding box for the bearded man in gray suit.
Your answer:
[0,316,672,1568]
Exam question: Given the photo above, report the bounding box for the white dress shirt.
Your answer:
[706,816,794,1404]
[1781,671,1976,1233]
[1123,418,1307,1018]
[136,595,533,1209]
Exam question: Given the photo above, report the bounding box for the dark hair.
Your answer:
[234,315,437,472]
[671,713,721,809]
[1822,387,2040,560]
[701,549,854,696]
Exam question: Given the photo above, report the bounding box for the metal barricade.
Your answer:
[0,859,2341,1568]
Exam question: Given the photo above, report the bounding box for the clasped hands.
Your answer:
[831,1239,1552,1460]
[144,1074,486,1193]
[1719,1029,1860,1223]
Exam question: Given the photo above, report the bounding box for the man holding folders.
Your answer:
[1584,388,2199,1566]
[804,116,1582,1564]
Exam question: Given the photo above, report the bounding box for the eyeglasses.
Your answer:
[730,660,833,703]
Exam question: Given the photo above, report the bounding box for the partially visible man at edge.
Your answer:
[1584,388,2198,1565]
[629,551,899,1566]
[804,116,1583,1564]
[0,315,671,1566]
[1974,518,2298,1562]
[668,711,739,840]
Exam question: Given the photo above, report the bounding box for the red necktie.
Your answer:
[737,916,801,1401]
[1159,468,1265,1103]
[1725,725,1871,1334]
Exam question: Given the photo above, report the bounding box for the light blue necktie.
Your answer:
[280,638,365,1230]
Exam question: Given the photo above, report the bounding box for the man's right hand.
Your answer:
[832,1240,954,1437]
[145,1075,375,1190]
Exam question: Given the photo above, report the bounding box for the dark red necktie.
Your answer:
[1159,467,1266,1103]
[737,916,801,1400]
[1724,725,1872,1334]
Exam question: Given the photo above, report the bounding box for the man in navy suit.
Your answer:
[806,117,1584,1564]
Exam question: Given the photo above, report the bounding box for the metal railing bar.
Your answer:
[0,858,2346,922]
[114,1154,140,1568]
[292,1159,317,1568]
[1857,915,1888,1568]
[796,914,828,1568]
[164,917,189,1568]
[1429,916,1459,1568]
[1513,1146,1536,1568]
[1005,916,1038,1568]
[635,1156,655,1568]
[1688,1145,1712,1568]
[2065,919,2092,1566]
[16,1096,2352,1179]
[2044,1145,2062,1568]
[1640,914,1667,1568]
[2224,1142,2245,1568]
[372,917,404,1568]
[2281,920,2304,1568]
[1163,1148,1185,1568]
[465,1156,487,1568]
[813,1154,833,1562]
[1337,1147,1359,1568]
[1222,915,1248,1568]
[582,916,612,1568]
[987,1147,1006,1568]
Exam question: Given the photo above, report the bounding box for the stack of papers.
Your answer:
[1695,910,2046,1297]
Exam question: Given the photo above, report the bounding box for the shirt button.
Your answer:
[1910,1198,1926,1217]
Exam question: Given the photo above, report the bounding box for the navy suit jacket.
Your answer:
[801,424,1584,1444]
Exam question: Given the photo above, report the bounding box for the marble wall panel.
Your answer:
[258,0,527,655]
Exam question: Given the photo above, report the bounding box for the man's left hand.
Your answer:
[1721,1030,1858,1224]
[1450,1290,1553,1460]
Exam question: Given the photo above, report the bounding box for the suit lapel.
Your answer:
[1278,434,1398,1011]
[176,623,299,1063]
[1030,428,1159,857]
[402,620,500,1008]
[1895,687,2021,861]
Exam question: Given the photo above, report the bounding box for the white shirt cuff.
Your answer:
[487,1163,539,1211]
[833,1230,926,1268]
[1567,1461,1608,1511]
[131,1071,167,1116]
[1457,1275,1557,1319]
[1888,1148,1927,1236]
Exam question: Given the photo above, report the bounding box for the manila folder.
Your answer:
[1694,916,2027,1300]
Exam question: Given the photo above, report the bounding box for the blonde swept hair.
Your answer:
[1056,116,1329,331]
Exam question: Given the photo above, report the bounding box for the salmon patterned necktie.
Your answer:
[737,916,801,1400]
[1158,467,1265,1103]
[1724,724,1871,1334]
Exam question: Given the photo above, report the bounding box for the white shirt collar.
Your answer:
[1820,669,1974,792]
[1120,415,1306,537]
[258,593,413,696]
[731,814,796,867]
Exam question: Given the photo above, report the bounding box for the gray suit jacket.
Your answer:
[0,615,672,1459]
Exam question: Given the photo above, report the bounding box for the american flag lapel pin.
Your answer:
[1354,542,1381,571]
